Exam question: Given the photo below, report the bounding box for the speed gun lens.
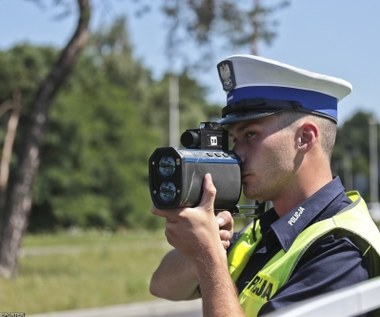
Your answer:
[159,182,177,202]
[159,156,176,177]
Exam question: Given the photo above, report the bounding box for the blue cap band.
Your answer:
[226,86,338,121]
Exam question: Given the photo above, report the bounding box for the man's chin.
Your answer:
[242,188,258,201]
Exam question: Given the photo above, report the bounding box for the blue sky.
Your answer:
[1,0,379,124]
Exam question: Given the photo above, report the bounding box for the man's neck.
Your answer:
[273,171,333,217]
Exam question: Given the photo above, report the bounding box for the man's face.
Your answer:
[228,115,299,202]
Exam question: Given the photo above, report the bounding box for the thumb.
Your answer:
[199,173,217,212]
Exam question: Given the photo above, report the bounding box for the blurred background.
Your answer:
[0,0,379,314]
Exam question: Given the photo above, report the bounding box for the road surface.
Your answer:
[29,299,202,317]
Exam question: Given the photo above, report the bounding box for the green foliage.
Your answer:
[332,111,380,200]
[0,44,56,105]
[153,71,219,143]
[0,45,57,152]
[0,17,218,232]
[32,53,160,230]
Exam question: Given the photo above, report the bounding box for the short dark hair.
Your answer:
[276,111,337,160]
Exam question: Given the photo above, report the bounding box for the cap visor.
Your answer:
[218,110,279,126]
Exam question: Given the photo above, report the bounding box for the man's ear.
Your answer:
[298,122,318,150]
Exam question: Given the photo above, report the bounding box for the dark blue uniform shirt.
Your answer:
[232,177,369,316]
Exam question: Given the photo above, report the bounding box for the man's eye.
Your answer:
[246,132,256,139]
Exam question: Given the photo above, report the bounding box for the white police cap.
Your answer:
[217,54,352,125]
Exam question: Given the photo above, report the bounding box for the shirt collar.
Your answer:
[268,177,346,251]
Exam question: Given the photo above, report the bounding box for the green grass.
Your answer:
[0,230,171,314]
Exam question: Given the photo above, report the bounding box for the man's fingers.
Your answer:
[199,173,217,212]
[216,210,234,230]
[220,229,232,249]
[151,205,178,222]
[219,229,232,241]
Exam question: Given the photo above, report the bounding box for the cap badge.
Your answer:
[218,60,236,92]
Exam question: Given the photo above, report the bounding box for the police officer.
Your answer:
[149,55,380,317]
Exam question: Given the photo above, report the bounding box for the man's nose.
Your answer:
[232,144,245,163]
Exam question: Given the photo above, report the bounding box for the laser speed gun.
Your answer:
[148,122,241,211]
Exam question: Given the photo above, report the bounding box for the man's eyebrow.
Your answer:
[230,121,257,135]
[238,122,252,132]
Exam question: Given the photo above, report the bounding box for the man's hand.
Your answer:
[151,174,245,316]
[152,173,228,262]
[216,210,234,249]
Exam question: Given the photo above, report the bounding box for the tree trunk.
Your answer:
[0,0,90,278]
[0,92,21,216]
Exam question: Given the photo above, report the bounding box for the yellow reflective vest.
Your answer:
[227,191,380,317]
